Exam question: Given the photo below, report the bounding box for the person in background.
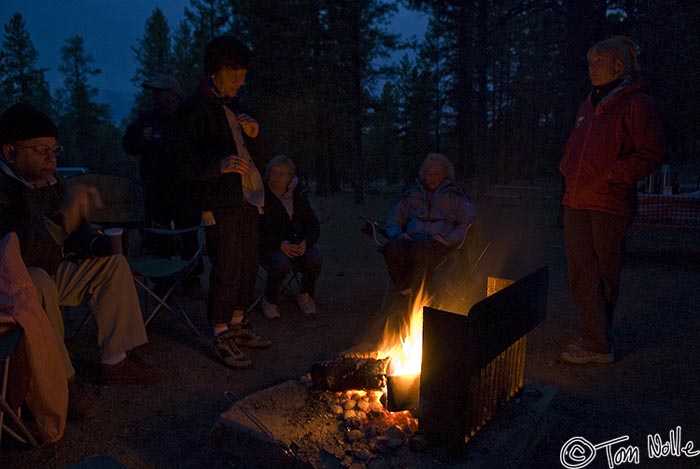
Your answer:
[383,153,477,297]
[174,35,271,369]
[0,103,158,419]
[559,36,666,365]
[259,155,322,319]
[122,75,202,296]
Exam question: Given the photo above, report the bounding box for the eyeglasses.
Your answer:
[13,143,64,157]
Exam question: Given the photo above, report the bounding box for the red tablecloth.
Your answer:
[635,192,700,224]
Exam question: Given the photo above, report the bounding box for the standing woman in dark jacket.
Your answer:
[174,35,271,369]
[259,155,322,319]
[559,36,666,365]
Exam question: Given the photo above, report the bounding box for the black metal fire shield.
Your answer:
[419,266,549,456]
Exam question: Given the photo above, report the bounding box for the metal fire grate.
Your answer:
[419,267,548,456]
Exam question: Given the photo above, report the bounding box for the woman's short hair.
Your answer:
[419,153,455,181]
[204,35,251,75]
[264,155,296,180]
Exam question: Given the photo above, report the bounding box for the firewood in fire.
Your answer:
[310,357,390,391]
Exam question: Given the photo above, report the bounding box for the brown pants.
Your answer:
[563,207,629,354]
[383,238,452,292]
[205,203,259,324]
[29,254,148,378]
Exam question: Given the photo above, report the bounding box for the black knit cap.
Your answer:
[0,102,58,145]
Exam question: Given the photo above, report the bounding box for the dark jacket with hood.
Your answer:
[559,79,666,218]
[259,177,320,258]
[173,82,270,212]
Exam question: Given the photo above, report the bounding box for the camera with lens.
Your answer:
[63,222,112,260]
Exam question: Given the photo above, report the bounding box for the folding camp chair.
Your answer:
[0,327,39,447]
[257,263,302,298]
[361,217,486,310]
[128,225,204,336]
[252,260,304,318]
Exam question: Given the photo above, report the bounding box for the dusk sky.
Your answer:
[1,1,428,121]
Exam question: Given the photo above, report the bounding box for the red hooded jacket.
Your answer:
[559,80,667,218]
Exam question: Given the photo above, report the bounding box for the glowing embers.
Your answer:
[318,388,420,456]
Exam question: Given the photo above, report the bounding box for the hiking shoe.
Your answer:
[560,348,614,365]
[67,378,97,421]
[230,320,272,349]
[261,298,281,320]
[214,330,252,368]
[297,293,316,316]
[101,355,163,385]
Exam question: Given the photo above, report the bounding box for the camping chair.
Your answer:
[252,259,304,317]
[128,225,204,336]
[361,217,487,310]
[0,327,39,447]
[257,263,303,298]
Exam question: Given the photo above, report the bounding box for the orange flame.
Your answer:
[376,281,430,376]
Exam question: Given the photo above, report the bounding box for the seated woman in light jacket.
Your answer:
[259,155,322,319]
[383,153,477,297]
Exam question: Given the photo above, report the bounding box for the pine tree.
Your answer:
[56,35,118,172]
[0,12,52,113]
[170,0,234,98]
[394,55,435,183]
[324,0,399,204]
[130,8,174,114]
[365,82,401,185]
[172,20,200,97]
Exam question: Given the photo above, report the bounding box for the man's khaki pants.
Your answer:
[28,254,148,378]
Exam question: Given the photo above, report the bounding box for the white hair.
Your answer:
[419,153,455,181]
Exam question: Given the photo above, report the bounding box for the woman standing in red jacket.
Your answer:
[559,36,666,365]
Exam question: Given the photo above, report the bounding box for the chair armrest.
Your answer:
[360,217,387,248]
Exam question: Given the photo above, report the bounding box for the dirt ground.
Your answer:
[2,179,699,468]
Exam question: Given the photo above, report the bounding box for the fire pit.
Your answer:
[212,267,551,467]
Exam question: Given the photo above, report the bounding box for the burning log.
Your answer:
[310,357,390,391]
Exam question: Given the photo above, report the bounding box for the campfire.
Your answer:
[216,267,549,466]
[309,267,548,456]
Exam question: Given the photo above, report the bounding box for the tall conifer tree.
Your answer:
[0,12,52,113]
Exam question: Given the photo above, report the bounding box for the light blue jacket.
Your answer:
[385,179,477,247]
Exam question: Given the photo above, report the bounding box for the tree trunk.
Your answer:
[474,0,490,185]
[453,2,475,179]
[350,5,366,205]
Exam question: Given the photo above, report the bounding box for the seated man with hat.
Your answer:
[0,103,158,418]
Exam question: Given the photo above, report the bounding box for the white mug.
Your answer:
[104,227,124,255]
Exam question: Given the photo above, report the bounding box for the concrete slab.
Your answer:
[211,378,558,468]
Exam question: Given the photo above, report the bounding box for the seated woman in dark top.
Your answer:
[259,155,322,319]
